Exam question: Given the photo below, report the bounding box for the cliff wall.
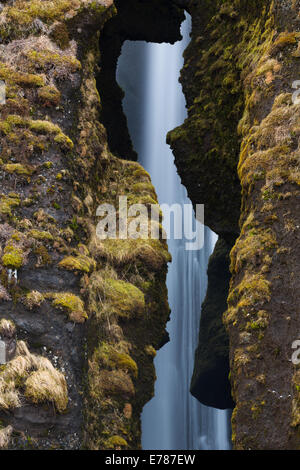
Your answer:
[0,0,182,449]
[170,0,300,449]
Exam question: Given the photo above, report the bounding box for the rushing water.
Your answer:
[117,14,231,450]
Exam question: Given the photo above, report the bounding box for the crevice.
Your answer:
[95,0,235,447]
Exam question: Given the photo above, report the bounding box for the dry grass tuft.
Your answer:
[22,290,44,310]
[0,425,13,449]
[0,283,11,301]
[0,34,79,81]
[25,368,68,413]
[0,318,16,337]
[0,340,68,412]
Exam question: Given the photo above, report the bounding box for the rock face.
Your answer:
[0,0,182,449]
[190,238,234,410]
[225,0,300,450]
[167,1,242,240]
[170,0,300,450]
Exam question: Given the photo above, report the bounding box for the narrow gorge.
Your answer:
[0,0,300,452]
[116,15,231,450]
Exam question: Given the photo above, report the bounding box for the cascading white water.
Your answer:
[117,14,231,450]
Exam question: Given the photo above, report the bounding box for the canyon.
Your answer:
[0,0,299,451]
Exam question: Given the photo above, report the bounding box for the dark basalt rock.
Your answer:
[0,0,178,450]
[190,237,235,410]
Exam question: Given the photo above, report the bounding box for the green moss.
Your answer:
[58,255,96,273]
[246,310,270,332]
[3,163,34,176]
[53,133,74,149]
[94,276,145,319]
[0,115,73,150]
[132,168,151,180]
[132,182,156,196]
[231,227,277,274]
[52,292,88,323]
[29,119,63,134]
[6,0,74,25]
[227,273,271,316]
[38,86,61,107]
[43,161,54,169]
[103,435,128,449]
[97,342,138,378]
[11,232,21,242]
[34,245,52,266]
[251,402,263,420]
[29,230,54,241]
[26,50,81,73]
[23,291,45,310]
[2,245,24,269]
[115,354,138,377]
[21,199,34,209]
[0,62,45,87]
[0,194,20,216]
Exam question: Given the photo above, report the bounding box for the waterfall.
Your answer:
[117,14,231,451]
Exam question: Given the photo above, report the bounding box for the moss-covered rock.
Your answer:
[103,435,128,449]
[2,245,24,269]
[97,277,145,319]
[214,0,300,450]
[0,0,180,451]
[3,163,35,176]
[51,292,88,323]
[38,85,61,106]
[168,0,300,450]
[0,194,21,216]
[23,291,45,310]
[58,254,96,273]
